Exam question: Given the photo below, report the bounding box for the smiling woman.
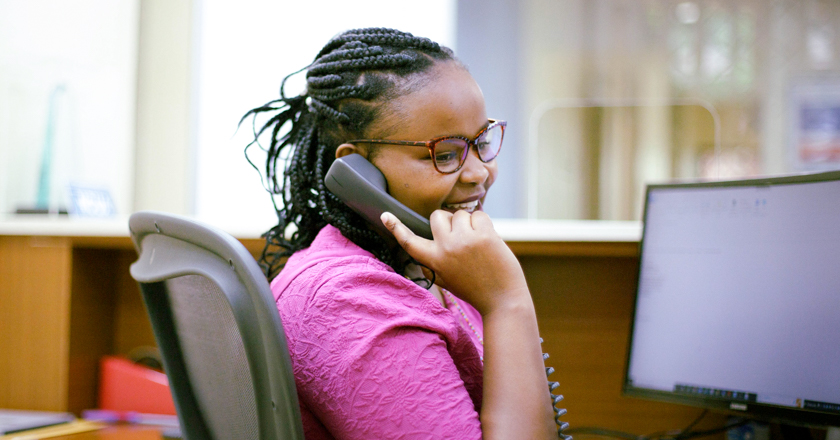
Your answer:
[335,62,498,220]
[240,28,560,440]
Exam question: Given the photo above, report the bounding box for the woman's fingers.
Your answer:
[469,210,494,229]
[383,209,528,314]
[429,210,454,235]
[449,209,474,234]
[380,212,435,261]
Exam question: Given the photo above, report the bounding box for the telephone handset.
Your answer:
[324,153,433,240]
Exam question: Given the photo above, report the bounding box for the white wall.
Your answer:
[0,0,139,215]
[133,0,194,217]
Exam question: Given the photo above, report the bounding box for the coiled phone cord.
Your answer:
[422,274,572,438]
[542,338,571,440]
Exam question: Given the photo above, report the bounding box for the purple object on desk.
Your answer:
[81,409,122,423]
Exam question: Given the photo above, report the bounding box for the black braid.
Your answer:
[242,28,455,279]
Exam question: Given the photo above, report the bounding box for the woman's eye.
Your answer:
[435,151,459,163]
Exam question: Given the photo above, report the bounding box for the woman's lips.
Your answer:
[443,199,480,212]
[442,193,484,213]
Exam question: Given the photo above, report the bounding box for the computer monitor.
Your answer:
[623,170,840,428]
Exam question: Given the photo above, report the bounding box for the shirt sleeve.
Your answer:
[281,259,483,440]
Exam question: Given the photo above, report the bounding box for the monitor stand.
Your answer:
[775,425,840,440]
[779,424,813,440]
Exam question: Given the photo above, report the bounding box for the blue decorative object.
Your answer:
[36,85,66,210]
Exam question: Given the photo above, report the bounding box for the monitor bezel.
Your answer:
[622,170,840,428]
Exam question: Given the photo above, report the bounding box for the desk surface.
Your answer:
[0,424,166,440]
[50,425,165,440]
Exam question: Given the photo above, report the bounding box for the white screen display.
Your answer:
[627,175,840,413]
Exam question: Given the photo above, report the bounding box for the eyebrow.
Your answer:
[425,120,494,141]
[366,118,491,143]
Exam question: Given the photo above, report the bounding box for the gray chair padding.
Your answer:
[129,211,303,440]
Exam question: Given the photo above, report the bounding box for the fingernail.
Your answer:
[380,212,394,227]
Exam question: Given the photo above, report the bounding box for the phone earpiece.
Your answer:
[325,154,433,239]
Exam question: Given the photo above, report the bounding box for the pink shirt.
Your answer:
[271,225,485,439]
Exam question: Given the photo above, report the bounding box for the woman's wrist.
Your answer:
[471,281,533,316]
[479,287,535,319]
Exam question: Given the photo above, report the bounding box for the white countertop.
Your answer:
[0,215,132,237]
[0,215,642,242]
[493,219,640,242]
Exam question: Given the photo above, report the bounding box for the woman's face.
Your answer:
[338,61,498,220]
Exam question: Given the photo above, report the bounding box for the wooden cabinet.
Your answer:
[0,219,726,435]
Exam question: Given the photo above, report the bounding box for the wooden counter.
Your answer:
[0,217,726,436]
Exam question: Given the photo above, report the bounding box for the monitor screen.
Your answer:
[624,171,840,428]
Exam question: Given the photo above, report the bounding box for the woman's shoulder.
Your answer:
[271,225,438,314]
[274,225,394,289]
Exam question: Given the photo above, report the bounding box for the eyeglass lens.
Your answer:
[433,124,503,172]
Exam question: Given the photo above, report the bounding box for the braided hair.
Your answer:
[242,28,456,279]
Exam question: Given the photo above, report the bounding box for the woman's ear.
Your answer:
[335,143,365,159]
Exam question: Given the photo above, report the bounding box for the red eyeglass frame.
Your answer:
[347,119,506,174]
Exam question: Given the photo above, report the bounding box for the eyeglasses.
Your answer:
[348,119,506,174]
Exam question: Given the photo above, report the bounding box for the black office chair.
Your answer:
[129,211,304,440]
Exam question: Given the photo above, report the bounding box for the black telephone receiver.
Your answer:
[324,153,433,240]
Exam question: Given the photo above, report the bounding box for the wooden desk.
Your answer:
[50,424,165,440]
[0,217,726,436]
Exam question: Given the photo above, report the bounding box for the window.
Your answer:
[192,0,456,232]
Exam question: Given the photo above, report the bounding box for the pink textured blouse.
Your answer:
[271,225,485,439]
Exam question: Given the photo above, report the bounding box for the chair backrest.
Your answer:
[128,211,303,440]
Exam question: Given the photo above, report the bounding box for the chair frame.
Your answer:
[129,211,303,440]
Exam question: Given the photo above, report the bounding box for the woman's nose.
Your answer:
[458,147,491,184]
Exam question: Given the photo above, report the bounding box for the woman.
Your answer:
[244,27,559,439]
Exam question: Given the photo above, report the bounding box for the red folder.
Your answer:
[98,356,176,415]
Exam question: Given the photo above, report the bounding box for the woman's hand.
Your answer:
[382,210,558,439]
[380,210,529,315]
